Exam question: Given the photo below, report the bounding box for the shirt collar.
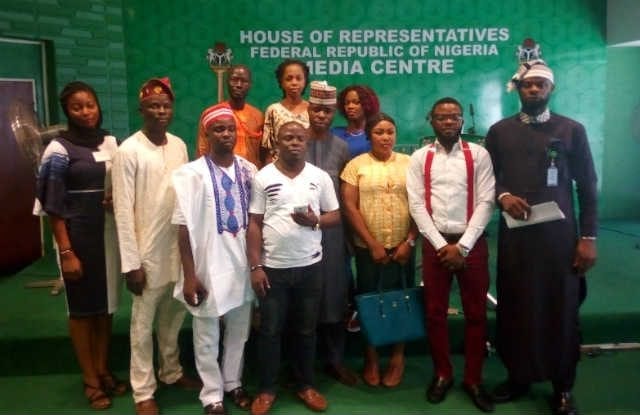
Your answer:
[519,108,551,124]
[433,137,462,152]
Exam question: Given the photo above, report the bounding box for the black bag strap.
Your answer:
[375,261,409,294]
[373,264,417,316]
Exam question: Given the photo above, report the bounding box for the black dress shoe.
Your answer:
[426,376,454,403]
[552,391,579,415]
[491,379,530,403]
[463,383,495,413]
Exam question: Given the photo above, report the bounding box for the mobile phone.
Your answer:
[293,205,307,215]
[193,290,206,306]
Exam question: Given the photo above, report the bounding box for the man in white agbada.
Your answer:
[112,77,201,415]
[172,103,256,415]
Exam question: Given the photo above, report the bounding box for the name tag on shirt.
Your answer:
[93,151,111,163]
[547,165,558,187]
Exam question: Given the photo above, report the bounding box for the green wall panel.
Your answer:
[0,0,129,139]
[123,0,606,181]
[601,46,640,219]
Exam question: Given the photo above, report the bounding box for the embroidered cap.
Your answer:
[507,59,554,92]
[139,77,174,102]
[201,103,234,129]
[308,80,337,105]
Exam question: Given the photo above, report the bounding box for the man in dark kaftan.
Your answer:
[485,60,598,415]
[304,81,357,386]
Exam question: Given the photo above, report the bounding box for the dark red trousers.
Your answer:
[422,236,489,385]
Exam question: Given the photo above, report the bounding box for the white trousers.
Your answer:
[193,302,252,407]
[130,283,187,402]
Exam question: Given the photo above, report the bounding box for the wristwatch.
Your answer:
[457,243,470,258]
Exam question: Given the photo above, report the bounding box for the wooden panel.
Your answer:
[0,80,42,274]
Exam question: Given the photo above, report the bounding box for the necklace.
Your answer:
[205,157,248,236]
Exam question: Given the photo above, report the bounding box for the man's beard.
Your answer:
[520,96,550,115]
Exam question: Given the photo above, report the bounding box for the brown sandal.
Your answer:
[84,383,112,410]
[225,387,252,409]
[381,359,405,388]
[362,361,380,387]
[100,373,130,396]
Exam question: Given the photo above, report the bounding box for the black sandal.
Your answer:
[99,373,130,397]
[84,382,112,410]
[225,387,252,409]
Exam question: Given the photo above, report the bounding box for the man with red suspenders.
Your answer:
[407,97,496,413]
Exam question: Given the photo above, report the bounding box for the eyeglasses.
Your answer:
[430,114,463,122]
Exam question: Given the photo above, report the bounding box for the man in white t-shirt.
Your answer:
[247,121,340,415]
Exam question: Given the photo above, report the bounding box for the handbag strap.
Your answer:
[374,263,416,313]
[375,261,409,294]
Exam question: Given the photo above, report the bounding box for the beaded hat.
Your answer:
[139,77,174,102]
[308,80,337,105]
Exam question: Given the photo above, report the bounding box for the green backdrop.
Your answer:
[123,0,606,167]
[601,46,640,218]
[122,0,640,219]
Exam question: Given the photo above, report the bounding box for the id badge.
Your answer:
[547,165,558,187]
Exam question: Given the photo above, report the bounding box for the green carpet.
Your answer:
[0,352,638,414]
[0,219,639,413]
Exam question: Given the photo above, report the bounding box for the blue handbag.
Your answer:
[355,268,426,347]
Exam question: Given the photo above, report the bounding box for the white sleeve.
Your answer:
[458,147,496,250]
[112,145,142,273]
[406,148,448,250]
[171,138,191,225]
[33,140,68,216]
[248,173,266,215]
[171,194,187,226]
[180,140,189,164]
[170,166,193,226]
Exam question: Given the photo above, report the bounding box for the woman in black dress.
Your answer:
[35,81,126,409]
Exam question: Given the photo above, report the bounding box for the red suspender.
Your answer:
[423,140,475,221]
[461,140,474,221]
[423,146,435,216]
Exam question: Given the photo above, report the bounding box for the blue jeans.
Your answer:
[256,263,323,393]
